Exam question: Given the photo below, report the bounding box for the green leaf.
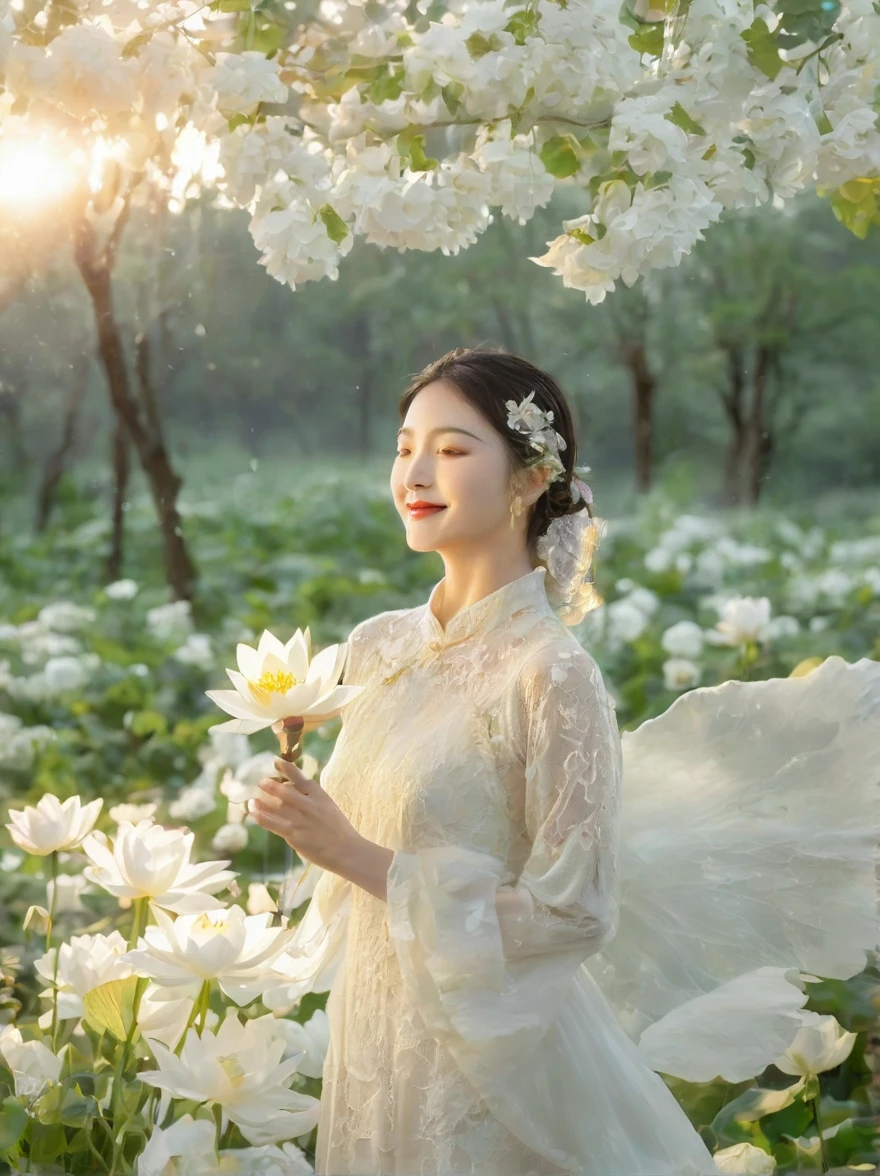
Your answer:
[627,23,664,56]
[741,17,784,79]
[127,709,168,738]
[568,226,596,246]
[121,31,153,59]
[317,204,350,245]
[234,10,289,54]
[30,1120,67,1165]
[505,7,540,44]
[0,1095,28,1151]
[397,134,437,171]
[82,976,141,1043]
[441,81,465,116]
[824,176,880,240]
[665,101,706,137]
[210,0,253,10]
[815,109,834,135]
[539,134,580,178]
[367,64,405,105]
[59,1087,96,1129]
[465,31,503,57]
[711,1077,807,1136]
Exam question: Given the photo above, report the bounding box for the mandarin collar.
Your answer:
[417,566,556,649]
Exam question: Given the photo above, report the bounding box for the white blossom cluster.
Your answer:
[1,0,878,301]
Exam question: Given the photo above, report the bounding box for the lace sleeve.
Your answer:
[494,646,622,962]
[382,642,624,1162]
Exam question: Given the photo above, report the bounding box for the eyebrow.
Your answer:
[396,426,483,442]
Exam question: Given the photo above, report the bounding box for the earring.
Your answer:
[509,494,524,529]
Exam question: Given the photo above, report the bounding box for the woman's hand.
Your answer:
[249,757,360,875]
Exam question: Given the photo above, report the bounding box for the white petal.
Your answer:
[235,642,262,679]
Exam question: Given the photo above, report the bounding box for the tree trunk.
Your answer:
[0,383,27,478]
[745,344,773,506]
[35,353,91,533]
[104,415,131,583]
[73,217,198,601]
[720,346,748,507]
[618,338,656,494]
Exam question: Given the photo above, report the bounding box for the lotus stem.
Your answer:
[275,716,312,911]
[811,1094,828,1171]
[48,850,60,1051]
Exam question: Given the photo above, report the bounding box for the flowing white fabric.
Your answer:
[269,567,880,1176]
[585,653,880,1082]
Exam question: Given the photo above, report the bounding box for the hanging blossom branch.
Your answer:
[0,0,878,306]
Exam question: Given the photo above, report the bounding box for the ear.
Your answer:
[521,462,553,509]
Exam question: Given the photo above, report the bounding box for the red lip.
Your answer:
[408,504,446,515]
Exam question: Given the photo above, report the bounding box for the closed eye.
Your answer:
[396,449,463,457]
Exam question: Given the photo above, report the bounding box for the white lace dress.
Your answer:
[272,567,880,1176]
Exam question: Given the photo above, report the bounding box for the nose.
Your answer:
[401,452,438,494]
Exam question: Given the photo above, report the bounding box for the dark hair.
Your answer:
[398,345,593,561]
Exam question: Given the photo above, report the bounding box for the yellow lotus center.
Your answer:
[247,670,297,705]
[218,1054,247,1088]
[194,913,226,935]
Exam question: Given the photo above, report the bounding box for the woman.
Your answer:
[250,347,880,1176]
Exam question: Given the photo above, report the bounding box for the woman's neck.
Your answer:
[431,558,537,630]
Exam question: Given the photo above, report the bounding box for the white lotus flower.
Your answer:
[773,1010,857,1077]
[105,578,139,601]
[147,601,194,643]
[205,628,363,736]
[135,1113,216,1176]
[82,820,236,914]
[1,849,24,872]
[662,657,702,692]
[109,802,159,825]
[272,1008,329,1079]
[276,862,319,913]
[712,1142,776,1174]
[0,1025,63,1101]
[123,905,299,1005]
[46,872,92,914]
[222,751,303,805]
[206,727,252,770]
[6,794,102,856]
[139,1011,322,1146]
[137,986,202,1051]
[212,823,248,855]
[214,1142,314,1174]
[168,785,216,822]
[226,799,248,825]
[247,882,277,916]
[23,904,50,935]
[660,620,704,660]
[34,930,131,1028]
[37,601,96,632]
[708,596,773,647]
[43,655,89,694]
[173,633,214,669]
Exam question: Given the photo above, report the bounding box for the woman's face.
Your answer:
[391,379,520,559]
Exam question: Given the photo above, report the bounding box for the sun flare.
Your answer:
[0,136,84,213]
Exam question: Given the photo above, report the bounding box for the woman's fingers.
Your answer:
[256,784,284,810]
[273,757,301,784]
[255,812,292,840]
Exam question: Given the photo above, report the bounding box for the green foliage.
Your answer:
[539,135,581,179]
